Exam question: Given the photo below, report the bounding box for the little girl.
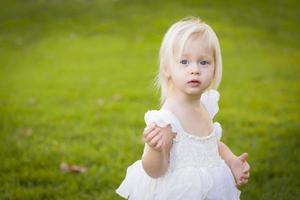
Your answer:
[116,16,250,200]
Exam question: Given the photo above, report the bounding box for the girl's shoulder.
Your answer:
[144,109,183,134]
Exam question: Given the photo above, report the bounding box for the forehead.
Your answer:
[175,33,213,59]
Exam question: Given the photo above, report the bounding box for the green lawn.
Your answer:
[0,0,299,199]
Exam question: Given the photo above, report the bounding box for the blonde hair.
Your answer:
[154,16,223,105]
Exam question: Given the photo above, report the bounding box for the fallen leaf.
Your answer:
[97,98,105,106]
[27,97,37,106]
[60,162,87,174]
[69,32,77,40]
[60,162,69,172]
[21,128,32,137]
[70,165,87,173]
[112,93,123,101]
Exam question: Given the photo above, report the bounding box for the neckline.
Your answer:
[160,109,215,140]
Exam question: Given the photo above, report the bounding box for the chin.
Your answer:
[185,90,203,96]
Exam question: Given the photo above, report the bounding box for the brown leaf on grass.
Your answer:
[112,93,123,101]
[97,98,105,106]
[60,162,87,174]
[21,128,32,137]
[27,97,37,106]
[69,32,77,40]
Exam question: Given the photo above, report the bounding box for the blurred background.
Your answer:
[0,0,299,199]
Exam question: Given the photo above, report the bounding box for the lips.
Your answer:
[187,79,201,87]
[187,80,201,84]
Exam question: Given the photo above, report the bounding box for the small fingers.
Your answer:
[240,178,248,185]
[144,123,157,135]
[150,132,162,146]
[238,153,247,163]
[144,127,160,142]
[243,172,250,179]
[144,129,160,144]
[243,164,250,173]
[238,177,249,186]
[154,138,163,150]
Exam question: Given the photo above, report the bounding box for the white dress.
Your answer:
[115,89,241,200]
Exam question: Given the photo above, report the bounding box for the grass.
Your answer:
[0,0,299,199]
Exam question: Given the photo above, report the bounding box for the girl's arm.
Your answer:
[217,141,238,167]
[141,146,169,178]
[218,140,251,187]
[141,124,174,178]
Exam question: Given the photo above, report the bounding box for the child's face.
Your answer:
[167,34,215,97]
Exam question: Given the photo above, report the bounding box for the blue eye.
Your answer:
[180,59,189,65]
[199,60,209,65]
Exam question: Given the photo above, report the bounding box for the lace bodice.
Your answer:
[158,110,223,174]
[142,89,224,173]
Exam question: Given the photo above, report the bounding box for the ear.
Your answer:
[162,66,171,78]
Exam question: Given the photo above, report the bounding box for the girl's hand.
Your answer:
[229,153,251,188]
[143,123,176,152]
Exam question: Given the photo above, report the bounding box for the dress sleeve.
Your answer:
[200,89,220,119]
[201,89,223,140]
[141,110,179,158]
[144,110,181,133]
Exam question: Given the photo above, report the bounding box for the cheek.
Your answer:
[201,68,215,84]
[203,68,214,77]
[170,70,185,86]
[171,73,183,84]
[170,67,183,78]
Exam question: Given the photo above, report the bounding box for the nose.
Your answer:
[190,62,200,75]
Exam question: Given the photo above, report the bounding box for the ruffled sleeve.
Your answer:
[141,110,179,158]
[200,89,223,140]
[200,89,220,119]
[144,110,181,133]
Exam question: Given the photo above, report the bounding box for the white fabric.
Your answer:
[144,110,181,134]
[200,89,220,119]
[115,89,241,199]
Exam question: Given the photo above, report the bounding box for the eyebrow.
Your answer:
[181,54,212,59]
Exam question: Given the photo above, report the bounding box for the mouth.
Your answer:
[188,80,200,83]
[187,80,201,87]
